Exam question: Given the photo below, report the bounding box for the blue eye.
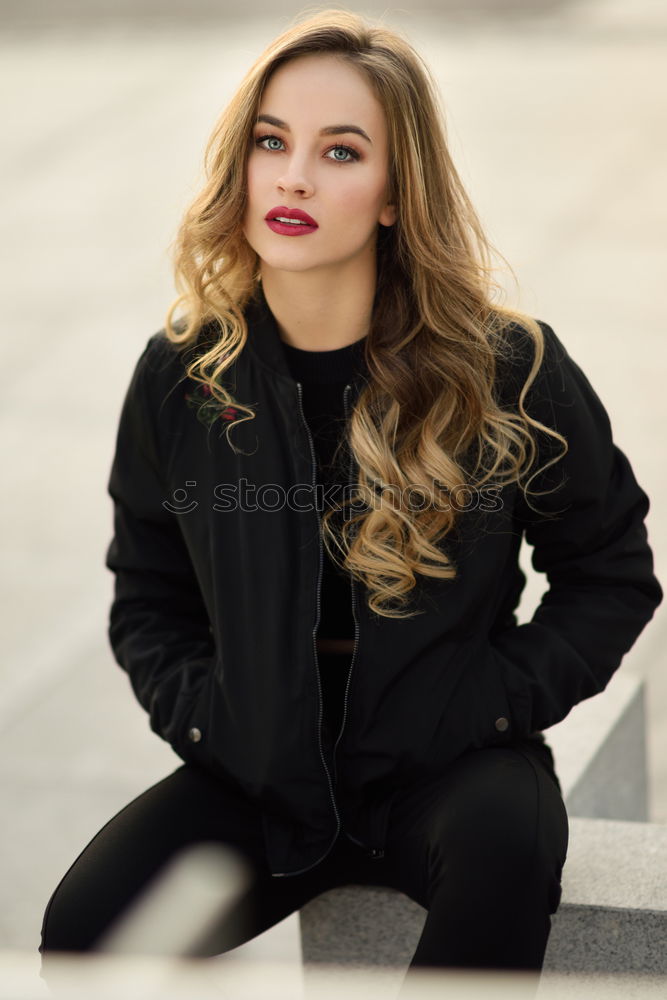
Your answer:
[257,135,284,152]
[325,145,359,163]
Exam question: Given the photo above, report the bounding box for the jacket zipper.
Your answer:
[273,383,342,877]
[332,384,360,784]
[335,385,382,860]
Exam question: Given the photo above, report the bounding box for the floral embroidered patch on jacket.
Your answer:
[184,382,241,428]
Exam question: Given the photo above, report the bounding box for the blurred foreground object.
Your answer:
[97,842,250,957]
[3,952,667,999]
[41,841,251,997]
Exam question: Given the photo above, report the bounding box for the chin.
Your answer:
[256,246,333,274]
[258,245,312,265]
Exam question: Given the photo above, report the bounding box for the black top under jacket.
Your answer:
[279,334,363,642]
[105,280,663,877]
[279,336,361,749]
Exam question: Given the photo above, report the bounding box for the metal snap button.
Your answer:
[494,717,509,732]
[188,727,202,743]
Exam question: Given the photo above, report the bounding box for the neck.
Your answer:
[259,261,376,352]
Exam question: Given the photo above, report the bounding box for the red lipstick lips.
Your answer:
[265,205,318,236]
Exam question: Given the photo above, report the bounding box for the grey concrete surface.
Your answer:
[548,672,649,822]
[301,815,667,977]
[1,0,666,982]
[545,817,667,976]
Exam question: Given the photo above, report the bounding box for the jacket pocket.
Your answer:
[435,644,518,764]
[173,667,217,768]
[470,646,517,748]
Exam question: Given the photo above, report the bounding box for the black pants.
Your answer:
[40,738,568,986]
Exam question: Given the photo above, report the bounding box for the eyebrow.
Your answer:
[254,114,372,145]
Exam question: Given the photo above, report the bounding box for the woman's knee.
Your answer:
[417,746,568,886]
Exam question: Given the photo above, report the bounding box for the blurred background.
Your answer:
[2,0,666,967]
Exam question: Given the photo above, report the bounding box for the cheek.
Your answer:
[244,162,268,234]
[246,159,260,199]
[243,168,261,237]
[330,176,389,223]
[332,168,387,209]
[246,154,273,199]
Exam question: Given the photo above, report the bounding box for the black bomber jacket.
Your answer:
[105,283,663,877]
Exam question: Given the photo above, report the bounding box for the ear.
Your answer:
[379,202,397,227]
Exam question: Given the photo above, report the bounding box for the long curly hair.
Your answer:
[165,6,567,619]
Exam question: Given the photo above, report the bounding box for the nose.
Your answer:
[276,156,315,198]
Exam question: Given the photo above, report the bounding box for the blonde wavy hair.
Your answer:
[165,5,567,619]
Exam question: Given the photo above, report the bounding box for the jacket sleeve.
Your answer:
[105,335,215,760]
[490,320,663,735]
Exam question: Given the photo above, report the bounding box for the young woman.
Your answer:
[40,7,662,991]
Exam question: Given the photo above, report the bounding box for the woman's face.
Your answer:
[243,53,396,278]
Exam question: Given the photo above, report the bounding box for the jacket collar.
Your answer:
[243,280,368,393]
[244,280,296,382]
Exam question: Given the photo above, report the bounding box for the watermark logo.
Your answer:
[162,481,199,514]
[162,479,504,515]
